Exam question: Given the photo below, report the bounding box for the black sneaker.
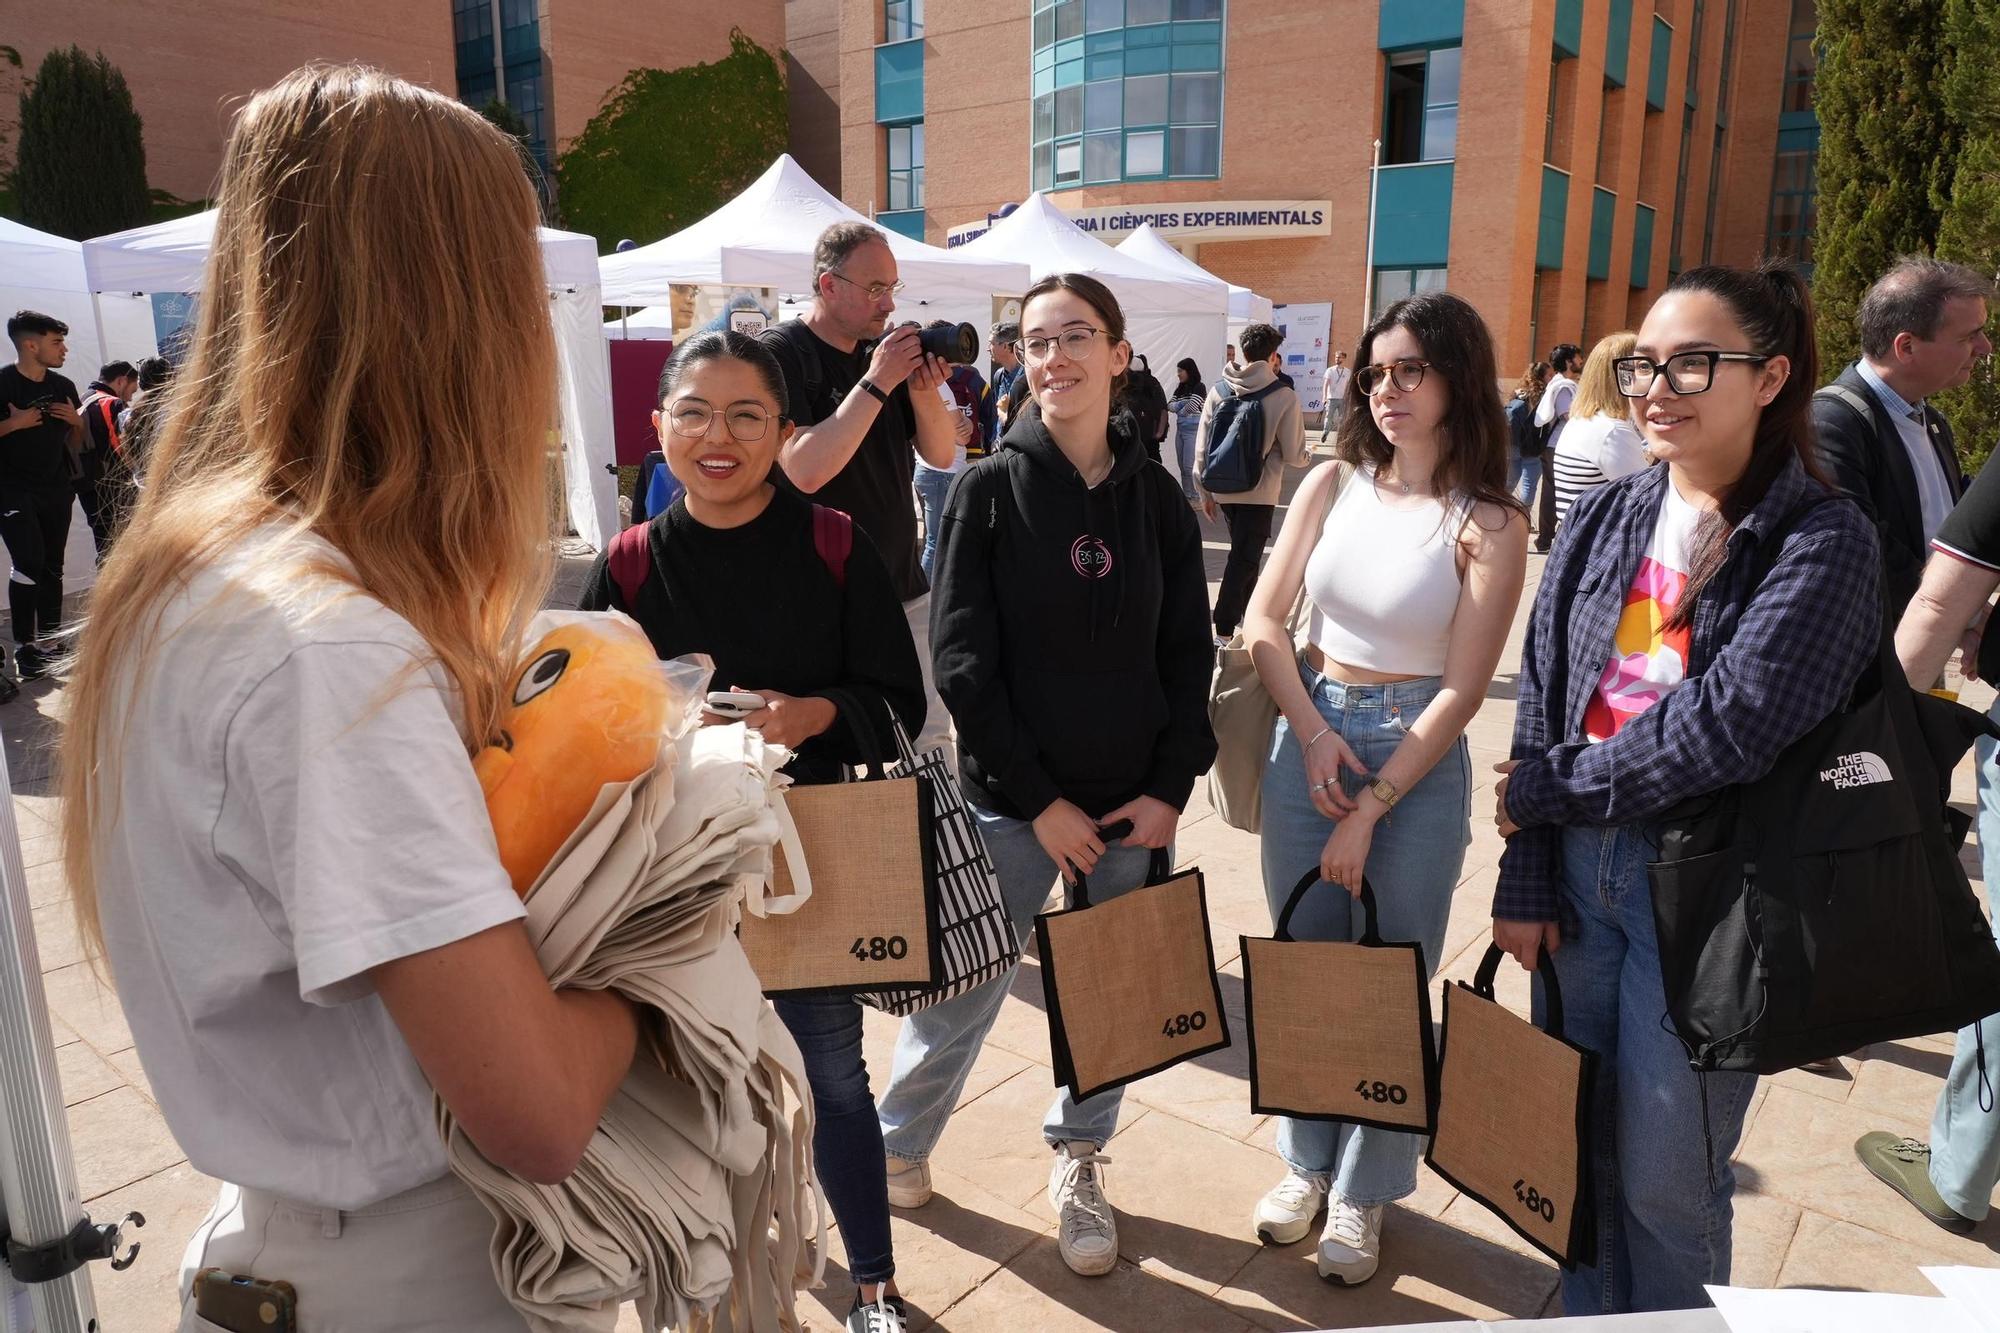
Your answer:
[845,1293,908,1333]
[13,644,49,681]
[0,668,18,703]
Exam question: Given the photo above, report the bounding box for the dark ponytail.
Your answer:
[1661,260,1826,630]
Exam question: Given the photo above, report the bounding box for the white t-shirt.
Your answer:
[1534,372,1578,451]
[916,380,970,475]
[1584,479,1703,741]
[1551,412,1649,521]
[1322,364,1350,404]
[93,526,527,1209]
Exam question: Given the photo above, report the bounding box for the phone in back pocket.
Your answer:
[193,1267,298,1332]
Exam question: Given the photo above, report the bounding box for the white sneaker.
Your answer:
[1253,1169,1329,1245]
[884,1156,931,1209]
[1048,1140,1119,1276]
[1316,1196,1383,1285]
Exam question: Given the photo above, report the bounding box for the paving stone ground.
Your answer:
[18,449,1999,1330]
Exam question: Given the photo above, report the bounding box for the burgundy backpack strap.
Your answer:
[606,523,653,608]
[811,504,853,591]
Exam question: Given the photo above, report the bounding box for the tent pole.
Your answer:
[89,289,111,367]
[1360,137,1383,334]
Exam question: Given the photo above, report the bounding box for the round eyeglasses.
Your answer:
[665,399,780,442]
[1614,351,1770,398]
[1354,358,1432,396]
[1013,327,1109,363]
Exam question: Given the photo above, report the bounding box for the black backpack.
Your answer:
[1199,380,1283,495]
[1649,579,2000,1076]
[1507,395,1543,458]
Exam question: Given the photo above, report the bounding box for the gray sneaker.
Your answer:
[1048,1140,1118,1276]
[885,1155,931,1209]
[1855,1133,1975,1234]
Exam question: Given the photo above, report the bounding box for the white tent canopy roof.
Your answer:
[1115,223,1272,323]
[80,209,599,294]
[1,217,91,294]
[597,154,1028,305]
[956,194,1228,316]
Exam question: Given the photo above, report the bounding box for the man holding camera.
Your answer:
[761,222,960,754]
[0,310,85,687]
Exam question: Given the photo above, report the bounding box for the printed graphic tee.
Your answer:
[1583,479,1705,741]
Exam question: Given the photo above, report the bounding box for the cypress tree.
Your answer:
[1810,0,1956,375]
[1935,0,2000,471]
[14,46,150,240]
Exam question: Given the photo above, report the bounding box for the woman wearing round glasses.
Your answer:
[1491,263,1878,1314]
[1240,291,1528,1283]
[873,273,1217,1280]
[579,330,927,1333]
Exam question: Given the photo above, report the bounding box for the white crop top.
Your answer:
[1304,466,1470,677]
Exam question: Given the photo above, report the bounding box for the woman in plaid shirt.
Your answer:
[1491,261,1881,1315]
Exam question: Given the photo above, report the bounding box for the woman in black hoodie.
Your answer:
[872,273,1217,1279]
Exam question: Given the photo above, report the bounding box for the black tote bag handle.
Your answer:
[1273,869,1382,944]
[1473,942,1566,1041]
[821,686,899,781]
[1068,821,1174,908]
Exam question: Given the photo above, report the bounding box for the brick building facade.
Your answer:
[792,0,1820,374]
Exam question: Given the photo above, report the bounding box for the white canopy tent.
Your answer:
[596,155,1029,343]
[603,305,676,340]
[958,194,1229,384]
[79,213,620,550]
[1116,224,1273,324]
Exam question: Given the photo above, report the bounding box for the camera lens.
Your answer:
[917,322,979,366]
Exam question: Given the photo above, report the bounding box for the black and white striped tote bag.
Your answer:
[857,721,1019,1016]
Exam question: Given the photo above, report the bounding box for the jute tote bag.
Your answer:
[1426,944,1597,1268]
[1035,849,1231,1102]
[739,695,941,994]
[1242,872,1437,1131]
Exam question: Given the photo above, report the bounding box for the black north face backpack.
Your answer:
[1648,618,2000,1076]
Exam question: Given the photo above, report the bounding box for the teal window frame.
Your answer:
[1031,0,1224,188]
[1605,0,1632,87]
[1538,166,1570,270]
[1554,0,1582,58]
[1376,0,1464,54]
[1383,45,1459,165]
[875,37,926,125]
[1765,136,1817,269]
[877,209,927,241]
[1371,161,1454,269]
[885,0,924,42]
[1647,16,1673,110]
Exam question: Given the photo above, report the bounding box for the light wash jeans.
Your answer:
[1510,454,1543,514]
[1930,696,2000,1220]
[1172,413,1200,500]
[1546,824,1758,1315]
[914,465,956,584]
[1258,668,1470,1205]
[877,804,1167,1157]
[901,592,953,761]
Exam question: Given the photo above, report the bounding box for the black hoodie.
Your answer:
[929,405,1217,822]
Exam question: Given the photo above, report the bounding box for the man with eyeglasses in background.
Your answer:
[762,222,960,755]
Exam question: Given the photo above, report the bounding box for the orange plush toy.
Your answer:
[474,615,674,896]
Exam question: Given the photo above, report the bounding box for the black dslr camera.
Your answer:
[900,320,979,366]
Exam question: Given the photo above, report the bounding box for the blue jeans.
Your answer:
[1545,824,1757,1315]
[1510,454,1542,514]
[1173,415,1200,500]
[876,805,1166,1157]
[1931,697,2000,1220]
[1259,668,1470,1205]
[771,993,894,1284]
[915,466,956,583]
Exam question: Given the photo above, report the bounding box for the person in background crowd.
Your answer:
[1813,257,1989,619]
[1321,350,1351,433]
[120,355,173,477]
[989,322,1025,437]
[1851,471,2000,1236]
[1225,343,1240,373]
[1243,290,1527,1284]
[61,65,643,1330]
[1506,361,1551,521]
[1493,261,1879,1315]
[0,310,84,683]
[581,331,927,1333]
[77,360,140,557]
[760,222,959,757]
[874,273,1216,1280]
[1168,357,1207,502]
[916,319,983,582]
[1195,322,1309,643]
[1532,342,1582,552]
[1549,332,1647,528]
[1123,352,1172,465]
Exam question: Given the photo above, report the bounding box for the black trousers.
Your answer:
[1535,454,1559,549]
[1214,502,1276,639]
[73,452,133,559]
[0,487,72,644]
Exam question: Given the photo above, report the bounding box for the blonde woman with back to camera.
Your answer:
[59,67,640,1330]
[1548,330,1649,528]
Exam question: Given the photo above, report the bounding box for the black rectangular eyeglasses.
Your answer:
[1615,350,1769,397]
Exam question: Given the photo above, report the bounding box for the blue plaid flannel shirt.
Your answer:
[1494,453,1882,923]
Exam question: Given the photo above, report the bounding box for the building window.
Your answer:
[888,123,925,210]
[1383,46,1459,165]
[1766,146,1816,264]
[1668,103,1693,273]
[1373,267,1447,313]
[1782,0,1816,113]
[885,0,924,43]
[1031,0,1224,187]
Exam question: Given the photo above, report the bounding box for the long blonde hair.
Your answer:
[60,65,558,963]
[1571,330,1639,420]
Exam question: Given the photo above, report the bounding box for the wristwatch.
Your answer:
[1367,776,1402,809]
[856,378,889,405]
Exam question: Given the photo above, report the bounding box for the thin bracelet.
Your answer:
[1304,727,1334,754]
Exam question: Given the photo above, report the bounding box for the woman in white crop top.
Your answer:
[1238,291,1528,1281]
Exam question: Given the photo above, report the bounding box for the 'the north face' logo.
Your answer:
[1820,751,1892,789]
[1071,535,1114,579]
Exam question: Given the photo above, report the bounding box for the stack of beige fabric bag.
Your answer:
[439,650,826,1333]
